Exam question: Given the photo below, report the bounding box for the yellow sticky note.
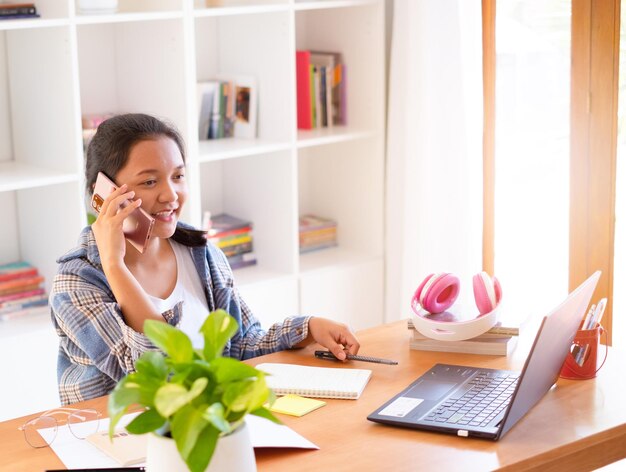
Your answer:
[269,394,326,417]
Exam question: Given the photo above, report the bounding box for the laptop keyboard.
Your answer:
[424,372,519,428]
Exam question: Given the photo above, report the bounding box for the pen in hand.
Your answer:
[315,350,398,365]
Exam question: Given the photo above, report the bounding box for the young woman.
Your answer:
[50,113,360,405]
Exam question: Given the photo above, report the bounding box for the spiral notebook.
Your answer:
[258,363,372,399]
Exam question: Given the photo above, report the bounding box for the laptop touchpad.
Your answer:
[407,380,457,400]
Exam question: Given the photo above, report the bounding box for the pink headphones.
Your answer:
[411,271,503,341]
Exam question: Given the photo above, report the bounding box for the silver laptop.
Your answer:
[367,271,600,440]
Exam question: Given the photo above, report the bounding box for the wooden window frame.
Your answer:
[482,0,619,343]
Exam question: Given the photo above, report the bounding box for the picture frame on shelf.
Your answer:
[230,75,257,139]
[212,74,258,139]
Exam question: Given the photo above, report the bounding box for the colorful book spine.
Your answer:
[0,288,45,304]
[215,234,253,249]
[296,50,312,130]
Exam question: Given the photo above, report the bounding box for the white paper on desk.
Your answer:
[246,414,318,449]
[39,412,144,469]
[40,412,317,468]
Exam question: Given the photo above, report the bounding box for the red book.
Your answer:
[296,50,312,130]
[0,288,45,304]
[0,266,38,282]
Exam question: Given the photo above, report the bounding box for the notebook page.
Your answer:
[257,363,372,399]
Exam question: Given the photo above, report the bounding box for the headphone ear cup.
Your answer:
[415,273,460,314]
[473,272,500,315]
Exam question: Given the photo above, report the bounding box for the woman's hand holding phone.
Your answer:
[91,171,155,256]
[92,184,144,265]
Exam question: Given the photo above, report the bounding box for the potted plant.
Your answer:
[108,309,278,472]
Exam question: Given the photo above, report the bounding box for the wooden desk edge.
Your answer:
[499,424,626,471]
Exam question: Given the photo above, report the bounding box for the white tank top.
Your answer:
[147,240,210,348]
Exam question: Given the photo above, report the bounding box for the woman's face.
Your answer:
[114,136,187,240]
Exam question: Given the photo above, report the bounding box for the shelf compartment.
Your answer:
[296,2,384,131]
[194,10,293,143]
[298,138,384,257]
[0,182,86,292]
[76,18,188,136]
[199,150,297,276]
[0,26,81,174]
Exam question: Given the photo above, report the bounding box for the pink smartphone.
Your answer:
[91,172,155,254]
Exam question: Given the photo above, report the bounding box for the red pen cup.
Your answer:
[560,323,606,380]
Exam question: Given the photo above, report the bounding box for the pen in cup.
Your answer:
[575,298,607,366]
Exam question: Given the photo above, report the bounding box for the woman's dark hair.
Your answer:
[85,113,206,247]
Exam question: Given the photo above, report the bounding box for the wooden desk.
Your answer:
[1,320,625,471]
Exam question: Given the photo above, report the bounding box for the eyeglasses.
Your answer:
[18,407,101,448]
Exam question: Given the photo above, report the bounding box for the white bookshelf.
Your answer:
[0,0,385,358]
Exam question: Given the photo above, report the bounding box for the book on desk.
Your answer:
[407,318,519,356]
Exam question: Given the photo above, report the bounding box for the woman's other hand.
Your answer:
[305,317,360,360]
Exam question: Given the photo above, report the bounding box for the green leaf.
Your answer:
[170,404,209,464]
[210,357,262,384]
[125,408,166,434]
[108,376,141,436]
[143,319,194,363]
[154,378,208,418]
[185,424,219,472]
[202,403,230,433]
[222,376,269,414]
[250,406,281,424]
[199,310,238,361]
[134,351,168,380]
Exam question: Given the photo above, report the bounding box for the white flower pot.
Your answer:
[146,422,256,472]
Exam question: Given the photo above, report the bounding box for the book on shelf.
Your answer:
[0,261,47,321]
[0,261,38,282]
[214,233,253,249]
[207,212,253,235]
[295,50,346,130]
[205,212,257,270]
[257,363,372,400]
[0,3,39,19]
[228,252,257,270]
[299,214,337,254]
[197,75,257,140]
[295,50,312,129]
[222,241,253,258]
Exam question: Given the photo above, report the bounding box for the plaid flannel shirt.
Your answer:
[50,223,310,405]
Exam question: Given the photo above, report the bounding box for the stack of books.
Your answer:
[295,50,346,130]
[407,318,520,356]
[299,215,337,253]
[0,3,39,20]
[0,261,48,321]
[207,213,257,270]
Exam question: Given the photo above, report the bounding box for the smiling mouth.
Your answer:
[152,209,177,220]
